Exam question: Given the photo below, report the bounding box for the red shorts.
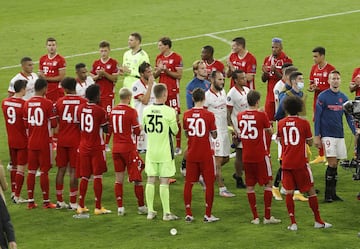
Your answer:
[282,164,314,193]
[112,151,144,182]
[185,157,215,184]
[264,100,275,121]
[28,147,52,172]
[9,147,27,166]
[78,150,107,177]
[100,97,114,116]
[244,155,272,186]
[56,146,78,168]
[166,94,181,114]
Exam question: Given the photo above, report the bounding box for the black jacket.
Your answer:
[0,195,15,249]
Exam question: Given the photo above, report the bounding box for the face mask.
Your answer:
[297,82,304,90]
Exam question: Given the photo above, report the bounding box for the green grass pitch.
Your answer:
[1,0,360,248]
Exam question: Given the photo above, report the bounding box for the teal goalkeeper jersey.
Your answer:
[122,49,150,89]
[143,103,178,162]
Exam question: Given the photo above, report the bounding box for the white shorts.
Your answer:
[212,132,230,157]
[321,137,347,159]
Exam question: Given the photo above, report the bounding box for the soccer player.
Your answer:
[349,66,360,96]
[8,57,38,100]
[261,38,292,150]
[226,70,249,189]
[76,84,111,215]
[273,71,309,202]
[227,37,257,89]
[185,60,211,110]
[277,96,332,231]
[132,62,156,153]
[314,70,356,202]
[205,70,235,197]
[201,45,225,79]
[142,83,179,221]
[55,77,87,210]
[2,80,28,204]
[273,63,294,113]
[183,88,219,223]
[38,37,66,102]
[237,90,281,225]
[308,47,336,164]
[122,32,150,90]
[181,60,211,177]
[24,78,57,209]
[75,63,94,98]
[110,88,147,216]
[154,37,183,156]
[90,40,119,151]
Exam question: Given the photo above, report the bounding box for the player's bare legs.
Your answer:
[216,156,235,197]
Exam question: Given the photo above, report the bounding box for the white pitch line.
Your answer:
[1,9,359,71]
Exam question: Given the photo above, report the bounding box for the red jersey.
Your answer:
[277,116,312,169]
[110,104,141,153]
[309,63,336,93]
[39,54,66,84]
[23,96,57,150]
[155,52,183,95]
[237,109,270,163]
[77,102,108,153]
[1,97,27,148]
[183,107,216,162]
[228,52,257,89]
[55,94,87,147]
[351,67,360,96]
[203,60,225,78]
[262,51,292,102]
[91,58,119,99]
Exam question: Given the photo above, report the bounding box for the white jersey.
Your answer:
[76,76,94,98]
[226,85,250,133]
[132,79,156,151]
[205,88,228,134]
[9,72,38,100]
[273,79,285,112]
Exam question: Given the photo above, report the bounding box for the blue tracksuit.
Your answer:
[314,89,355,137]
[185,77,211,109]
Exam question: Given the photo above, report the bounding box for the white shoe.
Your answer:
[204,215,220,223]
[147,211,157,220]
[251,218,260,225]
[118,207,126,216]
[263,216,281,224]
[163,213,179,221]
[185,215,194,223]
[219,189,235,197]
[180,167,186,177]
[56,201,69,209]
[13,196,29,204]
[137,206,148,215]
[314,221,332,229]
[68,203,78,210]
[174,148,182,156]
[7,163,12,171]
[105,144,111,152]
[288,223,298,231]
[229,152,236,159]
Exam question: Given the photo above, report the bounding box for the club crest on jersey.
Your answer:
[133,86,137,92]
[339,98,343,103]
[169,59,174,64]
[323,72,328,77]
[227,96,231,101]
[241,61,246,67]
[53,61,58,66]
[106,64,111,69]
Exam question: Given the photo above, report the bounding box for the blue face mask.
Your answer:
[297,82,304,90]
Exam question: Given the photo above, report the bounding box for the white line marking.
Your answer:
[1,9,359,71]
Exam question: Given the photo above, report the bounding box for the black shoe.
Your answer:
[332,195,343,201]
[324,197,333,203]
[233,174,246,189]
[315,189,320,194]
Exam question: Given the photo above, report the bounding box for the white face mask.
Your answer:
[297,82,305,90]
